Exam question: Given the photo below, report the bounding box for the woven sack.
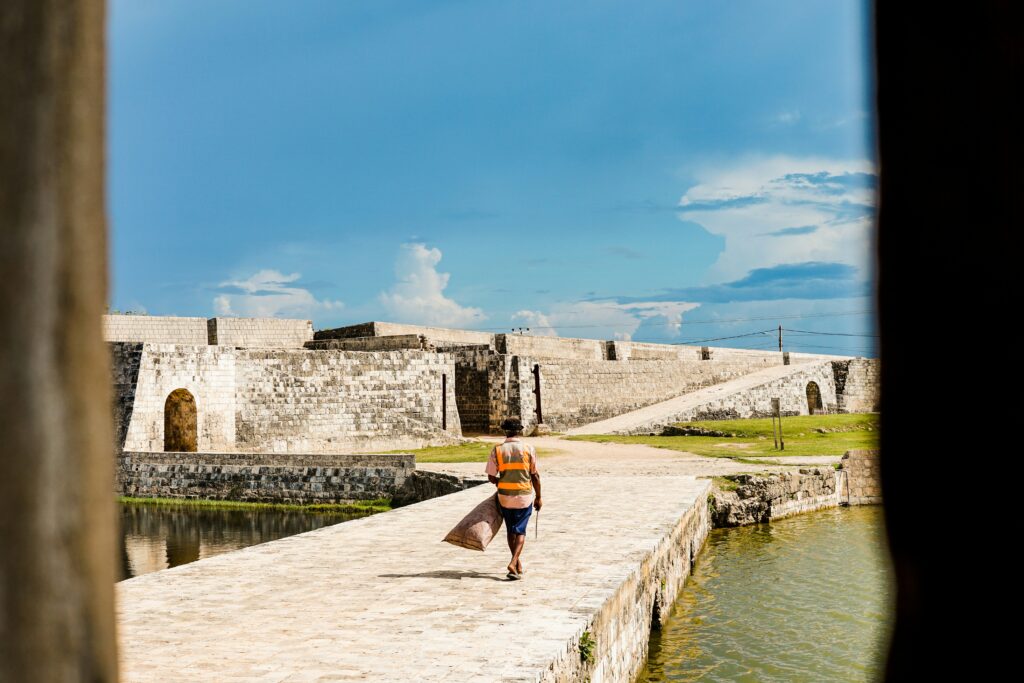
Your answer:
[443,493,503,551]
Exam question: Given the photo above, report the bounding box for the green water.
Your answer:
[119,503,376,580]
[640,506,894,682]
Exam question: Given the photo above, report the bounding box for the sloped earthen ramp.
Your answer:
[567,360,836,435]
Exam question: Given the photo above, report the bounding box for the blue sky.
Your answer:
[109,0,877,357]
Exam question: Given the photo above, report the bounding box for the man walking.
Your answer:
[486,417,542,580]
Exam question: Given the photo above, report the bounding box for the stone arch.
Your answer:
[805,381,823,415]
[164,388,197,452]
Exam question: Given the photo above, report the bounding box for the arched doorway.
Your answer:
[805,382,823,415]
[164,389,197,452]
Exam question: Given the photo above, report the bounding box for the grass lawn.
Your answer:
[118,496,392,514]
[566,413,879,461]
[386,440,568,463]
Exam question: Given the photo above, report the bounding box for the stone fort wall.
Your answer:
[208,317,313,348]
[507,356,841,432]
[315,322,492,347]
[833,358,881,413]
[110,318,878,460]
[103,314,313,348]
[113,343,461,455]
[103,315,208,345]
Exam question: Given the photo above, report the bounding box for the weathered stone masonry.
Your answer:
[112,343,461,454]
[109,317,879,503]
[104,314,313,348]
[118,451,414,503]
[710,448,883,527]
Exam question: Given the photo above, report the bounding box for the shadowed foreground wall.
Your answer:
[0,0,118,679]
[875,1,1018,678]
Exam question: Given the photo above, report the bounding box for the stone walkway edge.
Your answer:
[117,476,712,683]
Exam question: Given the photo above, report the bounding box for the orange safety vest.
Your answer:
[495,440,535,498]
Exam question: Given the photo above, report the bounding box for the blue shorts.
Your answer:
[499,502,533,535]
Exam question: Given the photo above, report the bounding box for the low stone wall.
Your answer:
[118,451,414,503]
[840,448,882,504]
[711,468,841,526]
[390,470,488,507]
[710,450,882,527]
[546,482,712,682]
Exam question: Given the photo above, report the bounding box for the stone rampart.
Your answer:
[208,317,313,348]
[510,356,834,431]
[103,315,208,344]
[120,343,238,452]
[662,361,840,423]
[834,358,881,413]
[116,344,461,454]
[495,333,607,360]
[314,322,493,347]
[304,335,428,352]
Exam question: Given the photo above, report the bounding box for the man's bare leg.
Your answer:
[510,534,526,575]
[506,530,517,575]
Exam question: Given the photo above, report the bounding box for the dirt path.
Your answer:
[416,435,841,479]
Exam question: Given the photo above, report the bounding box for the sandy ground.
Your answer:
[417,435,841,479]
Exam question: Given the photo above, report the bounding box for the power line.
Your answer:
[783,327,880,338]
[784,341,877,353]
[473,309,873,331]
[674,328,776,345]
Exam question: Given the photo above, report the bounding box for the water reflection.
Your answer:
[119,503,376,580]
[640,506,894,683]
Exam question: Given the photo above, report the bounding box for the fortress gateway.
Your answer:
[107,315,879,502]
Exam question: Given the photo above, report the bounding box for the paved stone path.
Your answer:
[117,476,710,682]
[419,435,840,480]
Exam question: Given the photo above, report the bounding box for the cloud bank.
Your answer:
[677,156,876,281]
[379,243,485,327]
[513,300,700,342]
[213,270,343,318]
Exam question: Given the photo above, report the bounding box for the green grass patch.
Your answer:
[383,441,568,463]
[710,476,741,492]
[670,413,878,437]
[566,413,878,460]
[118,496,392,514]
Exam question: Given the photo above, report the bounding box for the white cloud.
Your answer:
[213,269,343,318]
[378,243,485,327]
[773,109,802,125]
[512,310,558,336]
[678,156,876,281]
[513,300,700,342]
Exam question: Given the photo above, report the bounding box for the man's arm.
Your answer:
[530,447,542,509]
[486,446,500,486]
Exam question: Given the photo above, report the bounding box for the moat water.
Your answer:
[640,505,894,682]
[119,503,376,580]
